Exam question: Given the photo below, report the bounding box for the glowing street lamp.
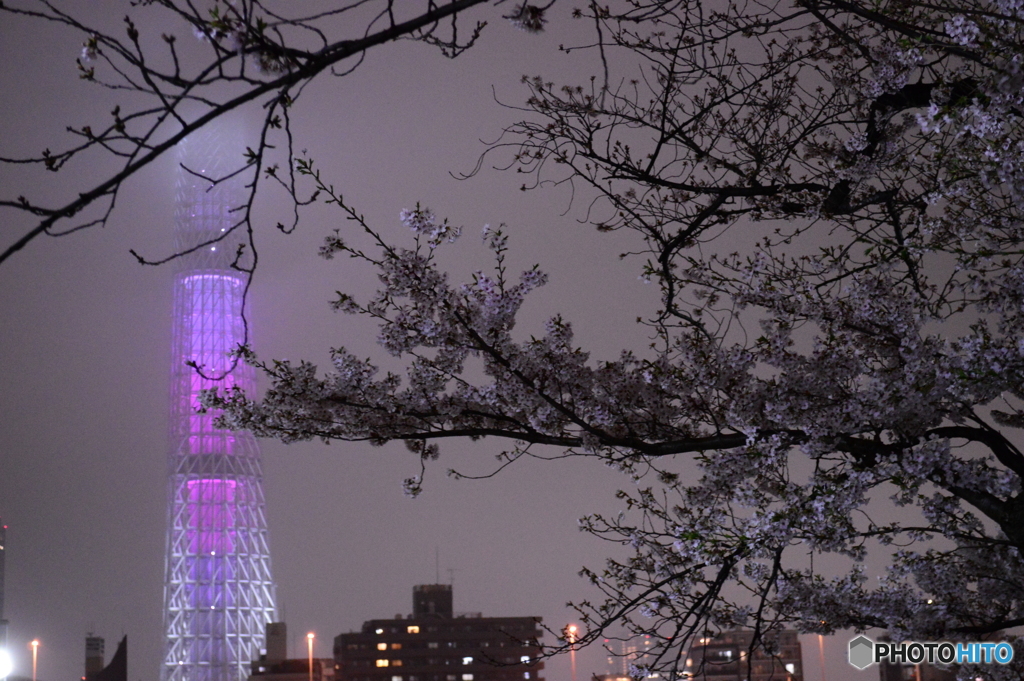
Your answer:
[30,640,39,681]
[566,625,578,681]
[0,647,12,680]
[817,634,826,681]
[307,633,315,681]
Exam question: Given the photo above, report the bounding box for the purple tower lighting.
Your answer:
[163,130,276,681]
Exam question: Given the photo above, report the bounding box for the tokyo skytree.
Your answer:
[163,129,276,681]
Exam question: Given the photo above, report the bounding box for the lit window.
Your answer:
[391,644,402,650]
[392,676,402,681]
[523,674,530,680]
[428,643,439,649]
[785,664,795,674]
[376,629,385,635]
[378,644,388,651]
[376,661,390,668]
[408,626,420,634]
[393,661,403,667]
[462,658,473,666]
[462,675,473,681]
[447,642,457,648]
[520,657,530,664]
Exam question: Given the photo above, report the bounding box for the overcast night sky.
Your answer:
[1,4,861,681]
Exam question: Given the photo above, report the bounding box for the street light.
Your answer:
[566,625,578,681]
[30,640,39,681]
[0,648,12,680]
[307,633,315,681]
[817,634,826,681]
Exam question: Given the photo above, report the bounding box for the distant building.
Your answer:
[603,636,652,676]
[249,623,334,681]
[85,635,105,680]
[878,661,956,681]
[266,623,288,665]
[93,636,127,681]
[250,657,334,681]
[592,675,632,681]
[333,585,543,681]
[686,629,803,681]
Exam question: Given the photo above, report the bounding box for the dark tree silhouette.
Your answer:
[0,0,511,270]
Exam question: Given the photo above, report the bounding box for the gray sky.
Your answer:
[0,3,869,681]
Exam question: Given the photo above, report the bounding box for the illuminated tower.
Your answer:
[162,131,276,681]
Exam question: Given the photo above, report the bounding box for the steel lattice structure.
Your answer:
[163,131,276,681]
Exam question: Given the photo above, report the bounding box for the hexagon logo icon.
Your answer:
[848,635,874,669]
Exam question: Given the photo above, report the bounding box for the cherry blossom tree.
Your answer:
[204,1,1024,679]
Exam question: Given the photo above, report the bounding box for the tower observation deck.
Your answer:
[162,130,276,681]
